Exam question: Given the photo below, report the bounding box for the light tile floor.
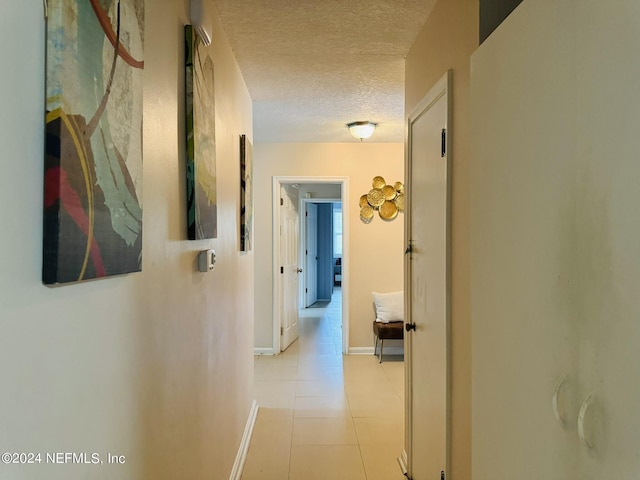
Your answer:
[242,289,405,480]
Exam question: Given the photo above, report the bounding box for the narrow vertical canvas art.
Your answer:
[185,25,217,240]
[240,135,253,251]
[43,0,145,285]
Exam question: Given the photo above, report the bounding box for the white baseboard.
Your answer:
[348,346,375,355]
[259,346,403,356]
[348,346,404,356]
[254,347,276,355]
[229,400,259,480]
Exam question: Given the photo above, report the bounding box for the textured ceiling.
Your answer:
[214,0,437,143]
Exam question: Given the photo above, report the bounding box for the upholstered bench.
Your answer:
[372,291,404,363]
[372,320,404,363]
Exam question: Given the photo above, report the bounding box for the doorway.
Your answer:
[301,199,342,306]
[271,176,350,354]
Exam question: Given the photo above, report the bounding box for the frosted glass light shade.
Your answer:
[347,121,376,140]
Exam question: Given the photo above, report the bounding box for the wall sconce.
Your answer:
[347,121,377,141]
[360,176,405,223]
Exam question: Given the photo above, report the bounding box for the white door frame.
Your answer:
[300,197,339,307]
[272,176,350,354]
[401,70,452,479]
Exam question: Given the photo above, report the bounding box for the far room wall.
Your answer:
[253,143,404,352]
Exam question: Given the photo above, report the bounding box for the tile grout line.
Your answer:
[247,286,403,480]
[288,337,301,480]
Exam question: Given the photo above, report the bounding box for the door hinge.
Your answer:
[441,128,446,157]
[306,211,308,217]
[305,288,308,293]
[280,266,284,274]
[441,470,446,480]
[280,327,283,335]
[280,197,284,206]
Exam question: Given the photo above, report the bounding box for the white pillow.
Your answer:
[372,291,404,323]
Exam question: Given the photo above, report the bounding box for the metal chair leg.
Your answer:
[379,339,384,363]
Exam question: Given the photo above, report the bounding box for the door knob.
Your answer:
[405,322,416,332]
[296,268,303,273]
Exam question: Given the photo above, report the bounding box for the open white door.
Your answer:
[305,203,318,307]
[403,71,451,480]
[280,186,300,351]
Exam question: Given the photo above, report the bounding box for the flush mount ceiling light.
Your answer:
[347,121,377,141]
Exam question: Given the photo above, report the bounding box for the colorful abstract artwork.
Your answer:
[185,25,217,240]
[43,0,144,285]
[240,134,253,251]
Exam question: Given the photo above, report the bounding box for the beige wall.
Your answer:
[0,2,253,479]
[471,0,640,477]
[253,143,404,351]
[470,1,578,476]
[405,0,478,477]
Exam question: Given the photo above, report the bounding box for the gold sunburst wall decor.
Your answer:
[359,176,405,223]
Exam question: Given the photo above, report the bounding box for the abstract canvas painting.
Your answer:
[240,134,253,251]
[185,25,217,240]
[43,0,145,285]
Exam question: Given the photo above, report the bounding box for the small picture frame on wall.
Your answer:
[240,134,253,251]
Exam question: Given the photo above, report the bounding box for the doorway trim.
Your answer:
[272,176,350,354]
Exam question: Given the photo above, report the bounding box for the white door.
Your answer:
[305,203,318,307]
[280,186,300,351]
[405,72,450,480]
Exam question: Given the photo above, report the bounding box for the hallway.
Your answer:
[242,289,405,480]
